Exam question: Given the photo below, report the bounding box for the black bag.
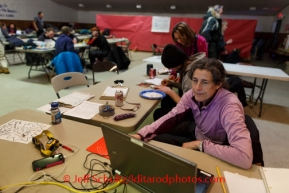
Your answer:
[107,46,130,70]
[103,28,110,36]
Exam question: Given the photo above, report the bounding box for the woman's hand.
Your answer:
[155,85,173,94]
[226,39,233,44]
[182,140,202,150]
[129,134,142,140]
[161,79,171,86]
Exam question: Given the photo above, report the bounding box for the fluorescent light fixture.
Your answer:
[263,7,268,10]
[78,3,84,7]
[106,4,111,8]
[170,5,176,9]
[249,7,256,11]
[136,5,142,9]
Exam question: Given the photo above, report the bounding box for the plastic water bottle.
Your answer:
[51,102,61,124]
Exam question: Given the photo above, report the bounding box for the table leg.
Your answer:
[254,79,268,117]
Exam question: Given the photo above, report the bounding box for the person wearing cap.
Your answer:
[153,44,205,121]
[199,5,223,59]
[131,58,259,169]
[88,27,111,64]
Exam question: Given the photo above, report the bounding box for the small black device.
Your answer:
[146,64,153,75]
[32,153,65,171]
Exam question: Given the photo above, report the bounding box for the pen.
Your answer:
[61,144,74,152]
[216,166,226,193]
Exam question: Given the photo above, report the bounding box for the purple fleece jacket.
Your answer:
[137,88,253,169]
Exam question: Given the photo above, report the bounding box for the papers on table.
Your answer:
[64,101,102,120]
[56,92,95,107]
[224,171,266,193]
[259,167,289,193]
[101,86,129,97]
[0,119,51,144]
[144,78,163,86]
[37,92,100,119]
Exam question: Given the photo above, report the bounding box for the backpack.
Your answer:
[103,29,110,36]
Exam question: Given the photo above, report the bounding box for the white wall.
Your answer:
[77,11,275,32]
[0,0,77,22]
[279,5,289,33]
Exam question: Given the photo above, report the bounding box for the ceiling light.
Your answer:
[170,5,176,10]
[263,7,268,10]
[78,3,84,7]
[249,7,256,11]
[136,5,142,9]
[106,4,111,8]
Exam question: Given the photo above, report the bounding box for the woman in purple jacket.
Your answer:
[131,58,262,169]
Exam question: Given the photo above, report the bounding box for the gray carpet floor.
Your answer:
[1,51,289,168]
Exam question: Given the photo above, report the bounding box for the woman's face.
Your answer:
[10,24,15,28]
[174,32,185,45]
[222,23,228,31]
[191,69,221,104]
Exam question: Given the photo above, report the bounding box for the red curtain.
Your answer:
[96,14,256,58]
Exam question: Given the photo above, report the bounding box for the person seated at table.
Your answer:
[0,25,10,74]
[88,27,111,63]
[7,23,17,35]
[153,44,205,121]
[131,58,254,169]
[38,27,56,41]
[55,26,78,57]
[0,22,9,38]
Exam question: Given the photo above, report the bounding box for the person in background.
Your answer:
[33,12,44,37]
[88,27,111,63]
[170,22,208,83]
[38,27,55,41]
[199,5,223,59]
[0,22,9,38]
[69,28,78,44]
[217,20,233,57]
[7,23,17,35]
[0,23,10,74]
[55,26,77,56]
[131,58,253,169]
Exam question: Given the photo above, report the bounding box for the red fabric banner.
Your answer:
[96,14,256,58]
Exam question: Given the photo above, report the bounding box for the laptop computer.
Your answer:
[101,124,213,193]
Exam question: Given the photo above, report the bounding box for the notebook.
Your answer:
[260,167,289,193]
[101,124,213,193]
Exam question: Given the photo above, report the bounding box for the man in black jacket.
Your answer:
[199,5,223,59]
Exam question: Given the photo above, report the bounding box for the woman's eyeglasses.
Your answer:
[120,101,141,112]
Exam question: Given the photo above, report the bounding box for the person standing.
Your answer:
[33,12,44,37]
[199,5,223,59]
[0,24,9,74]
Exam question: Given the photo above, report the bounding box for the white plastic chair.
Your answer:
[51,72,89,98]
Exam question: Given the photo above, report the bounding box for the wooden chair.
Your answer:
[51,72,89,98]
[92,61,119,85]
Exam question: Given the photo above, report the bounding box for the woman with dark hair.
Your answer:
[7,23,17,35]
[172,22,208,57]
[131,58,255,169]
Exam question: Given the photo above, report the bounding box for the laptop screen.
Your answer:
[101,124,199,193]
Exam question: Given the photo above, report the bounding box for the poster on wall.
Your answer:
[151,16,171,33]
[0,3,18,18]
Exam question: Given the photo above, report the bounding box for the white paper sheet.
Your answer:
[56,92,94,107]
[63,101,103,119]
[102,87,129,97]
[144,78,163,86]
[0,119,51,144]
[224,171,266,193]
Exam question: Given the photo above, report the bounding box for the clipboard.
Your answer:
[99,86,129,100]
